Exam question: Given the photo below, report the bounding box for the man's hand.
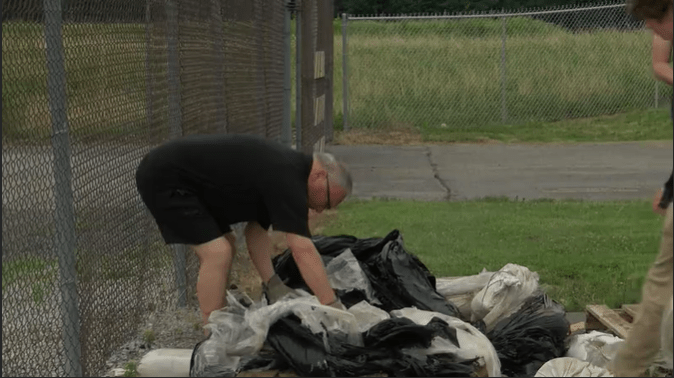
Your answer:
[263,274,301,304]
[653,188,667,216]
[327,298,347,311]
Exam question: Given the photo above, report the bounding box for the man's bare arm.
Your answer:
[286,232,337,305]
[652,33,673,85]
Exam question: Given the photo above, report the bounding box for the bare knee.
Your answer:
[193,237,235,268]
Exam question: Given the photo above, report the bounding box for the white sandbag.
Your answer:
[436,269,496,319]
[391,307,502,377]
[470,263,540,331]
[436,269,495,297]
[137,348,193,377]
[565,331,624,368]
[444,293,476,320]
[534,357,614,377]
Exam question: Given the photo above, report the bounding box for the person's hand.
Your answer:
[653,188,667,216]
[263,274,301,304]
[326,298,347,311]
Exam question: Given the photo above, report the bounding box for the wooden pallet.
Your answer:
[582,304,639,339]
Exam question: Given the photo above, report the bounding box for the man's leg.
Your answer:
[611,205,673,376]
[192,233,237,328]
[244,222,275,285]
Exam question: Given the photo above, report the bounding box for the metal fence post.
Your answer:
[44,0,82,375]
[342,13,349,132]
[166,0,187,308]
[500,15,507,123]
[295,7,302,149]
[282,0,293,147]
[212,0,227,133]
[323,0,335,144]
[145,0,154,137]
[167,0,182,140]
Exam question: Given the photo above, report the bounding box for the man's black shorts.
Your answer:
[136,158,231,246]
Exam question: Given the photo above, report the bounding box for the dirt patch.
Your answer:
[332,128,425,146]
[332,129,509,146]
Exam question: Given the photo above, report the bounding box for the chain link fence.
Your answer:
[340,1,672,131]
[2,0,336,376]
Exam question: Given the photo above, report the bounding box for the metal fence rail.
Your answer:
[2,0,335,376]
[340,1,672,131]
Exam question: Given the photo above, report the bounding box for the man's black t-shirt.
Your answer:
[139,134,314,237]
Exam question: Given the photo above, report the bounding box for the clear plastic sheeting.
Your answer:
[325,248,381,305]
[565,331,624,369]
[471,263,541,332]
[534,357,614,377]
[190,291,362,377]
[391,307,502,377]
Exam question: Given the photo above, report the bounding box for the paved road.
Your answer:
[327,141,674,202]
[3,140,672,259]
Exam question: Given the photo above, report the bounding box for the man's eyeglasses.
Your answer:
[326,175,331,210]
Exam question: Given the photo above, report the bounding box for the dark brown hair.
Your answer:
[626,0,672,21]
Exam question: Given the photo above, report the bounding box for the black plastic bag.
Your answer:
[486,293,570,377]
[272,230,460,318]
[272,231,400,289]
[237,346,290,373]
[189,337,238,377]
[263,314,478,377]
[361,236,459,316]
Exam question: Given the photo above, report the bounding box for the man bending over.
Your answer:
[135,134,352,327]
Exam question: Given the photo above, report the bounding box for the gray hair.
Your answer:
[314,152,353,196]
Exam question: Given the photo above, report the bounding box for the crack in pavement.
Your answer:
[425,147,451,201]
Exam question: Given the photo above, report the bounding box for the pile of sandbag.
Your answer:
[535,296,673,377]
[189,229,648,377]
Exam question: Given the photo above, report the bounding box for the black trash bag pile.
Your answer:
[272,229,460,317]
[190,229,571,377]
[486,293,570,377]
[264,315,479,377]
[190,298,482,377]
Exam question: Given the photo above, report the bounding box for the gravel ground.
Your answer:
[100,227,271,377]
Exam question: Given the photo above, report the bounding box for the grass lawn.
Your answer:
[3,17,672,143]
[340,18,671,131]
[319,197,667,312]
